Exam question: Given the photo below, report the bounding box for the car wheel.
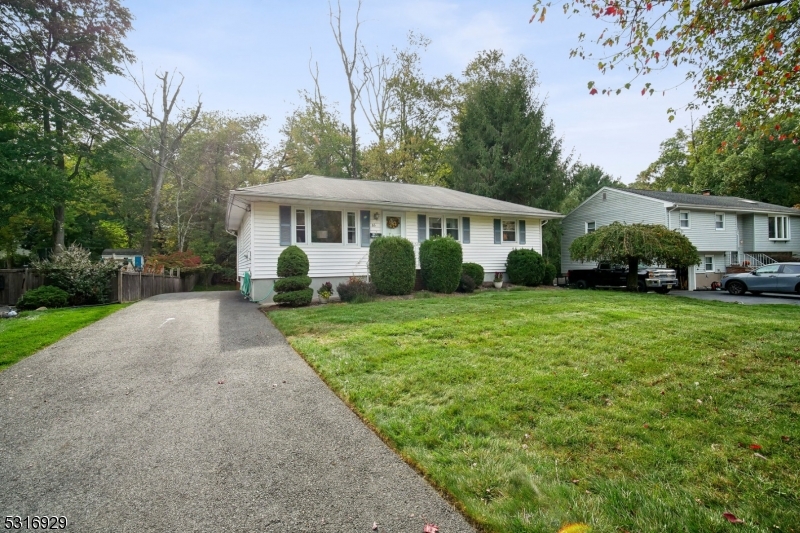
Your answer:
[727,280,746,296]
[574,280,588,289]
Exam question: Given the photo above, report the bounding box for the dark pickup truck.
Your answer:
[567,263,679,293]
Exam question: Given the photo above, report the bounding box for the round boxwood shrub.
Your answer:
[273,288,313,307]
[506,249,545,286]
[274,247,311,306]
[277,245,309,277]
[542,263,557,286]
[461,262,485,286]
[457,273,476,293]
[273,275,312,293]
[419,237,463,293]
[369,236,415,295]
[16,285,69,310]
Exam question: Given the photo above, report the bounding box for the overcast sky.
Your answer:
[102,0,701,183]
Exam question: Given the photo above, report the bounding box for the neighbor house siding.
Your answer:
[751,213,800,254]
[668,209,738,251]
[251,202,281,279]
[237,210,252,278]
[561,188,666,273]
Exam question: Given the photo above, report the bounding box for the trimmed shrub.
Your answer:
[337,277,377,303]
[16,286,69,310]
[273,288,313,307]
[274,247,311,306]
[457,273,476,293]
[543,263,557,286]
[31,244,118,305]
[506,249,545,286]
[369,236,416,295]
[419,237,463,293]
[273,275,312,293]
[277,245,309,277]
[461,263,485,286]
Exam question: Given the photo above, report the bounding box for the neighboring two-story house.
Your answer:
[561,187,800,290]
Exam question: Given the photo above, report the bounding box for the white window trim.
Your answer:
[585,221,596,234]
[768,215,790,241]
[715,212,725,230]
[704,255,714,273]
[424,214,460,241]
[501,219,517,243]
[293,206,358,246]
[679,210,690,229]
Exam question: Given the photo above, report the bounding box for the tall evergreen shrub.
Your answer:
[369,237,415,295]
[419,237,463,293]
[274,246,312,306]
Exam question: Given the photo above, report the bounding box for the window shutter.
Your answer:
[494,219,501,244]
[279,206,291,246]
[360,210,371,247]
[417,214,427,243]
[519,220,526,245]
[462,217,470,244]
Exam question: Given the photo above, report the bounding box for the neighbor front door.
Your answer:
[384,213,402,237]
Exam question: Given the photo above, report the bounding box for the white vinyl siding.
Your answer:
[669,209,738,252]
[250,202,543,281]
[753,214,799,253]
[237,210,252,278]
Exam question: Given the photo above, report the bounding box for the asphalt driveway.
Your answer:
[0,292,473,532]
[668,289,800,305]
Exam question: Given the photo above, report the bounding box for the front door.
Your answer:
[384,213,403,237]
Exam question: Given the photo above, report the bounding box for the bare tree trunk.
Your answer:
[133,69,202,256]
[627,256,640,292]
[329,0,367,180]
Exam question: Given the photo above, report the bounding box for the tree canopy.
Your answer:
[570,222,699,289]
[531,0,800,133]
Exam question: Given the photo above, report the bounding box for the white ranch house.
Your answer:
[561,187,800,290]
[226,175,563,302]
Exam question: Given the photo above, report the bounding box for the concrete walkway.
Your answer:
[0,292,473,532]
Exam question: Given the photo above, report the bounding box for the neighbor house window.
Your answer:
[311,210,343,243]
[502,220,516,242]
[679,211,690,229]
[705,255,714,272]
[347,212,357,244]
[446,218,459,240]
[768,215,789,240]
[295,209,306,243]
[715,212,725,230]
[730,251,739,265]
[586,221,596,234]
[429,217,442,238]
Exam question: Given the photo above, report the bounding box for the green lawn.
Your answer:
[269,289,800,533]
[0,304,126,370]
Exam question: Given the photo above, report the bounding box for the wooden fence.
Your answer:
[0,269,199,305]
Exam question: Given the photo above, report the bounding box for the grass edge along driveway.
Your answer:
[269,289,800,533]
[0,304,127,371]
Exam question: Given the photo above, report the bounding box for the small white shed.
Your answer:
[225,175,563,302]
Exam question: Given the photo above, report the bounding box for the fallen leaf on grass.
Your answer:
[722,512,744,523]
[423,524,439,533]
[781,435,790,442]
[372,521,378,531]
[558,524,591,533]
[749,444,762,450]
[754,452,767,460]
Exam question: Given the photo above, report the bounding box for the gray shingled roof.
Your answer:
[628,188,799,214]
[227,175,562,230]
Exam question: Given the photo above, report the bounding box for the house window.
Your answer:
[347,212,357,244]
[429,217,442,238]
[715,212,724,230]
[586,221,596,234]
[446,218,459,240]
[602,192,607,201]
[502,220,516,242]
[311,210,343,243]
[730,251,739,265]
[768,215,789,240]
[704,255,714,272]
[679,211,690,229]
[295,209,306,243]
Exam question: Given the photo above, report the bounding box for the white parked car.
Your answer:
[721,262,800,296]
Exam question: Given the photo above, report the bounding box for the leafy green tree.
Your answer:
[570,222,699,290]
[561,163,624,213]
[0,0,134,253]
[531,0,800,133]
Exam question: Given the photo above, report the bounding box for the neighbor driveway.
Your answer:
[0,292,473,532]
[668,289,800,305]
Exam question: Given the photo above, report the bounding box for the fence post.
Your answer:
[139,270,142,301]
[117,269,123,303]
